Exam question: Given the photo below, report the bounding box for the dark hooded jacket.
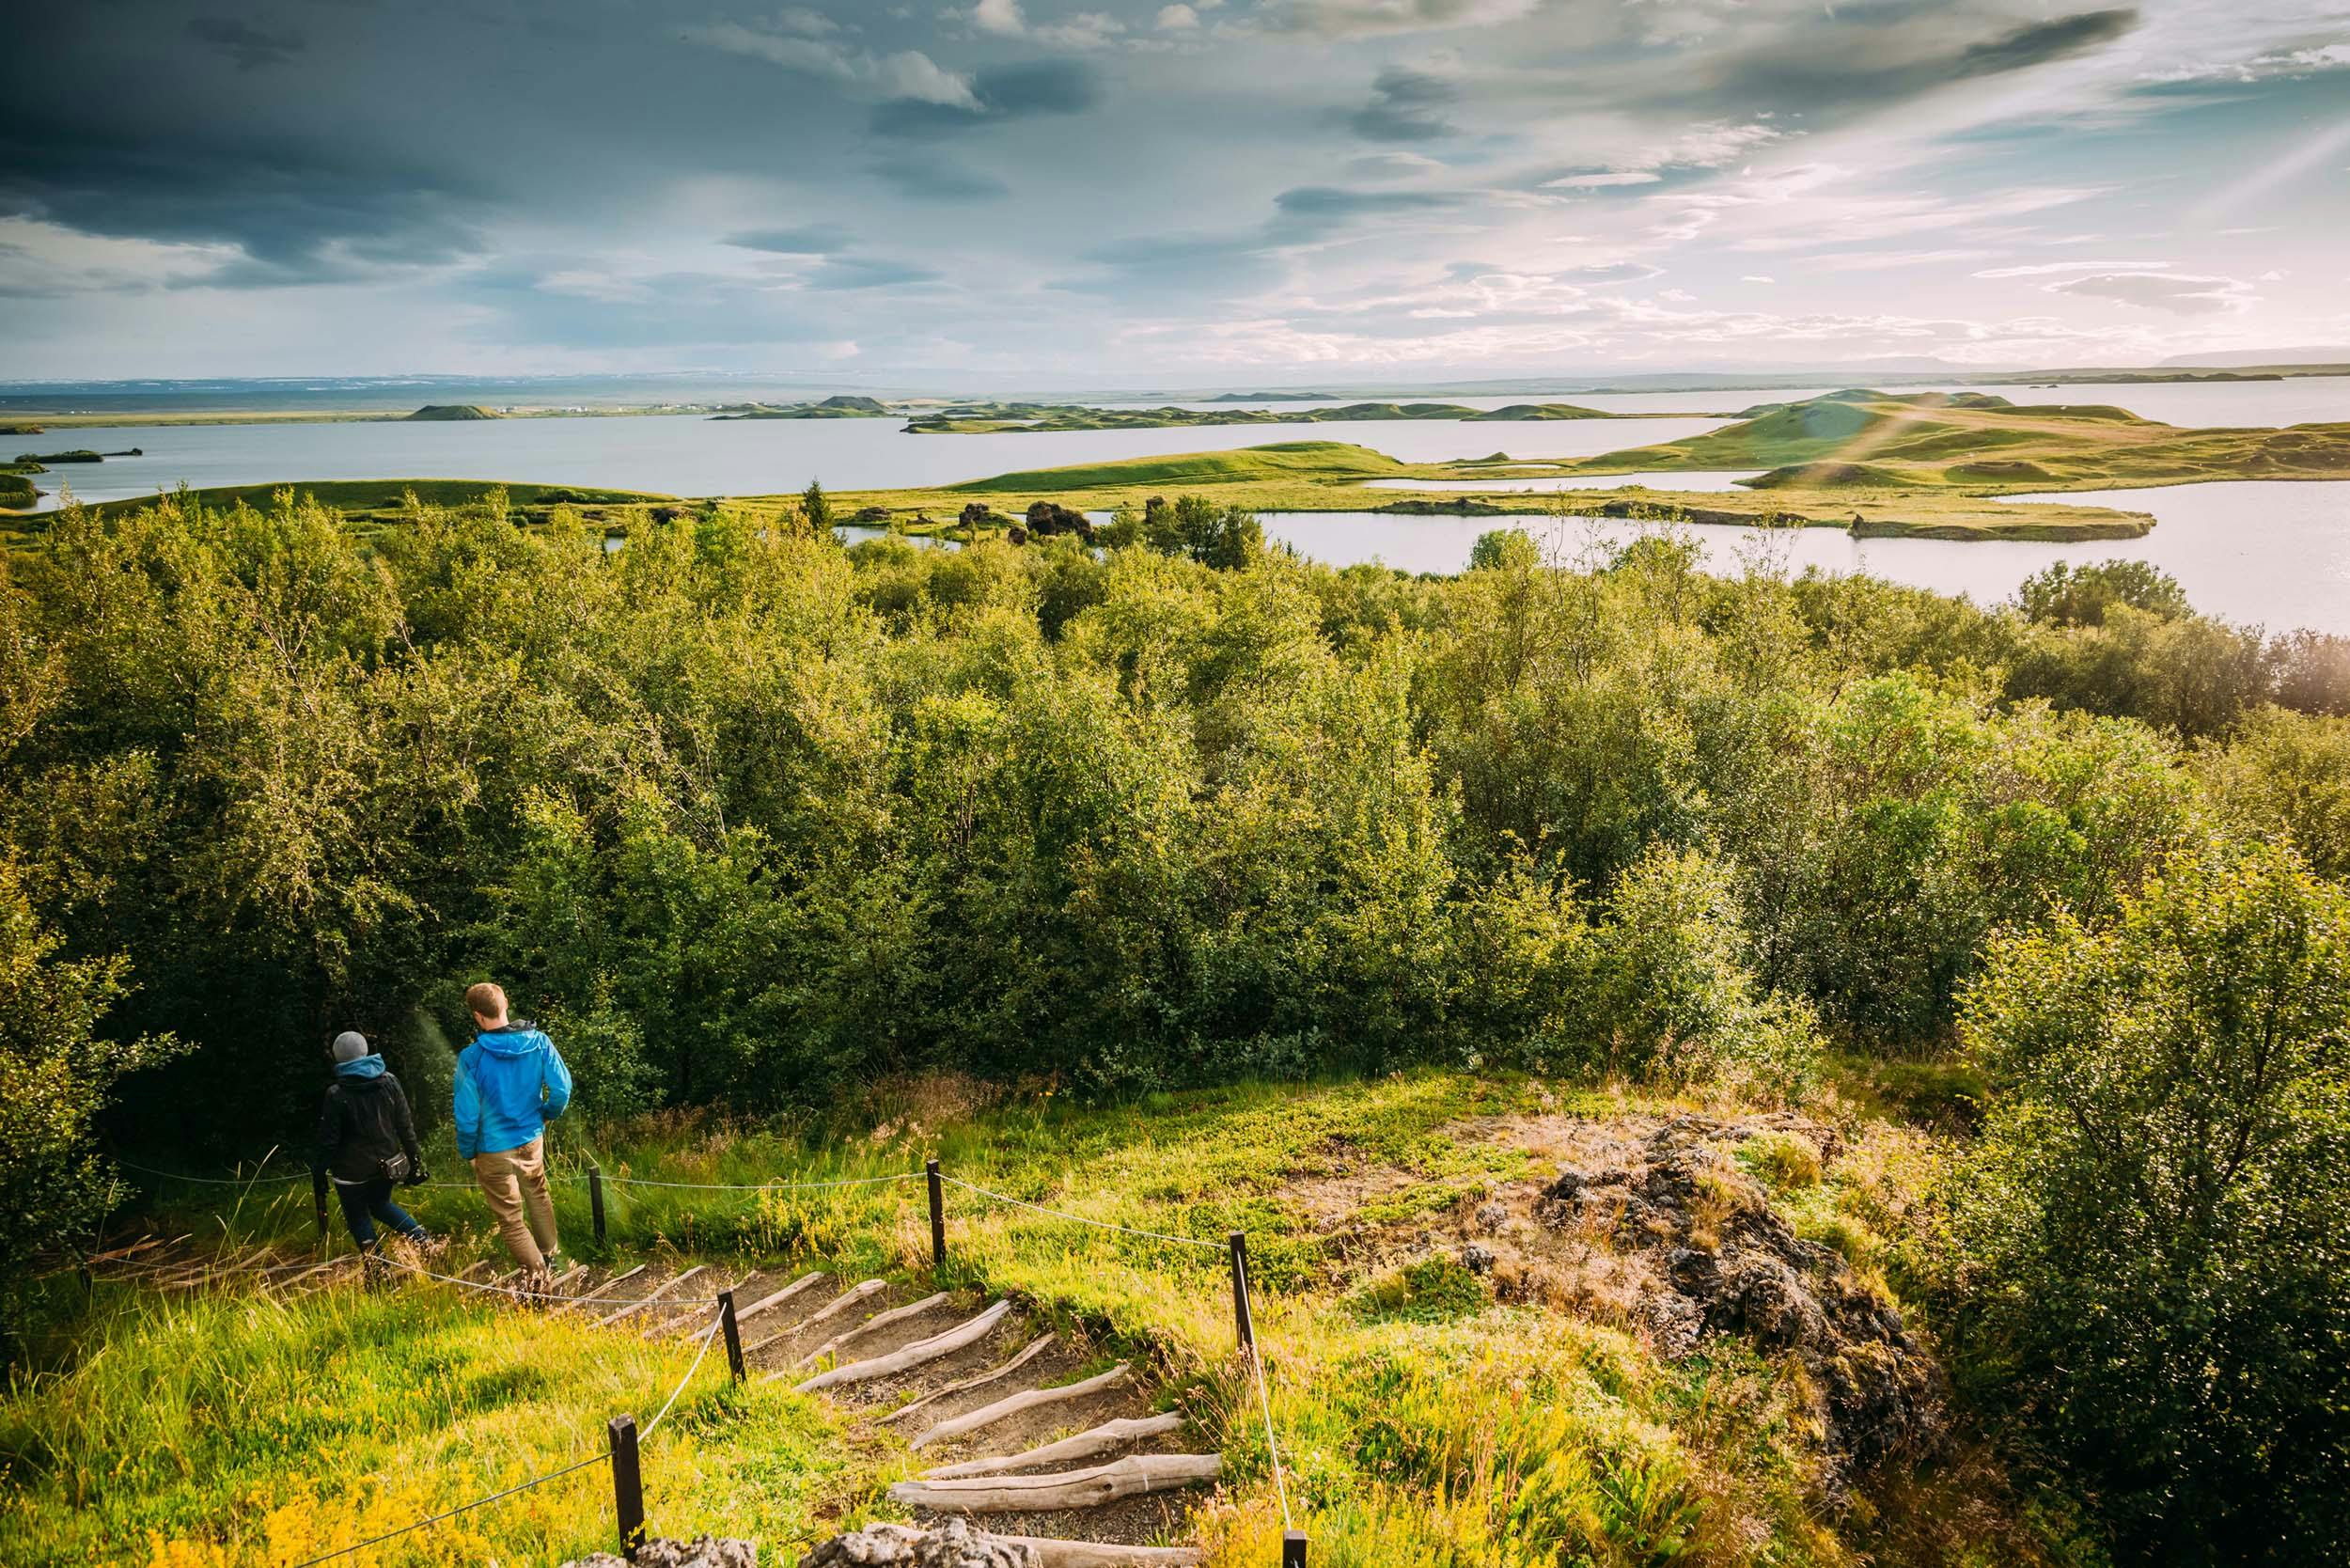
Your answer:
[315,1055,426,1184]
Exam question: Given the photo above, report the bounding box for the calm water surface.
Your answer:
[28,412,1734,510]
[25,381,2350,635]
[1264,480,2350,635]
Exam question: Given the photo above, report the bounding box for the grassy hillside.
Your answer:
[406,404,501,421]
[1581,389,2350,492]
[7,1073,2049,1568]
[825,438,2156,540]
[713,396,895,421]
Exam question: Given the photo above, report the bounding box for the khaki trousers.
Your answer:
[472,1137,558,1271]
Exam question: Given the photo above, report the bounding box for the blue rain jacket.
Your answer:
[453,1026,572,1159]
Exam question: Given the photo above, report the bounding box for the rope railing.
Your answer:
[89,1149,1314,1561]
[280,1295,721,1568]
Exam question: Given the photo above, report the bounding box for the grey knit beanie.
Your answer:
[331,1030,370,1064]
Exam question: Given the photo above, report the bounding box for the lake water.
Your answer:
[1261,481,2350,635]
[19,378,2350,635]
[22,412,1737,511]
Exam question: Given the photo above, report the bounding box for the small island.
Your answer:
[712,395,893,420]
[901,400,1650,434]
[404,404,501,420]
[817,389,2350,541]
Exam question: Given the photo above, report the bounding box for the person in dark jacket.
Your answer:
[315,1030,433,1253]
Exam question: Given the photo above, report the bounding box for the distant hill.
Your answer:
[2161,348,2350,368]
[713,395,892,420]
[1203,391,1338,402]
[904,400,1631,434]
[406,404,500,420]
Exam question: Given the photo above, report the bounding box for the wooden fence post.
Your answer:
[719,1290,744,1383]
[313,1170,331,1240]
[609,1414,645,1556]
[1283,1529,1307,1565]
[927,1158,947,1273]
[589,1166,607,1247]
[1229,1231,1254,1351]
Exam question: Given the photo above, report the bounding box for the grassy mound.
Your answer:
[948,440,1409,494]
[9,1074,2038,1566]
[406,404,500,421]
[1570,389,2350,494]
[1743,462,1918,490]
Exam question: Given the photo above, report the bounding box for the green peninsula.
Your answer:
[1591,389,2350,492]
[712,395,893,420]
[901,400,1649,433]
[822,391,2350,540]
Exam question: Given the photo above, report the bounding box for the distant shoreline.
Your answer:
[5,364,2343,431]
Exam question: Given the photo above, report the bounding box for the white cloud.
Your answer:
[1156,4,1199,29]
[1259,0,1540,39]
[1740,275,1774,284]
[1035,10,1125,48]
[2047,272,2255,316]
[971,0,1026,35]
[684,23,978,105]
[1974,259,2171,278]
[1544,171,1663,189]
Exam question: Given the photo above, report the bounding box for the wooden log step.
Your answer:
[545,1263,587,1298]
[644,1276,748,1339]
[86,1236,164,1264]
[557,1262,648,1312]
[596,1264,706,1326]
[792,1300,1012,1393]
[911,1363,1132,1450]
[888,1452,1221,1513]
[884,1333,1055,1426]
[922,1413,1186,1479]
[734,1270,826,1328]
[791,1291,951,1372]
[744,1278,885,1357]
[985,1538,1201,1568]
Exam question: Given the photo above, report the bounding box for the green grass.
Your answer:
[1,1282,855,1568]
[1577,390,2350,494]
[55,481,682,527]
[3,1072,2027,1567]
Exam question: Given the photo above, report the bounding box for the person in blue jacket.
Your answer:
[454,981,572,1289]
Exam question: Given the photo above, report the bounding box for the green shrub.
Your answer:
[1948,841,2350,1561]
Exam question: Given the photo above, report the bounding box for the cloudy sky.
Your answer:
[4,0,2347,383]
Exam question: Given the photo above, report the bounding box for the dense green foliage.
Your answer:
[6,486,2350,1548]
[1948,843,2350,1561]
[0,491,2342,1151]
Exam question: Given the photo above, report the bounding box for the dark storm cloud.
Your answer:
[869,155,1010,202]
[0,119,486,282]
[1689,6,2140,112]
[870,59,1104,138]
[185,16,306,71]
[1348,68,1459,142]
[728,225,856,255]
[806,256,943,290]
[1274,186,1465,219]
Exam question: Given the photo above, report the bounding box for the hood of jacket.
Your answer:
[471,1027,544,1058]
[335,1054,388,1081]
